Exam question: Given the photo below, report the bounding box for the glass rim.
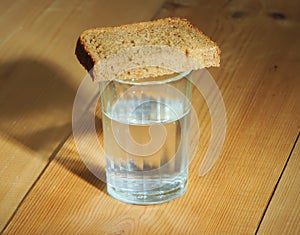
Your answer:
[113,70,192,86]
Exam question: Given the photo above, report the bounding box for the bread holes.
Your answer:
[185,49,190,56]
[130,40,136,46]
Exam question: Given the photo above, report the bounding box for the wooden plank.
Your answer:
[257,135,300,234]
[0,0,165,231]
[0,132,46,230]
[3,0,300,233]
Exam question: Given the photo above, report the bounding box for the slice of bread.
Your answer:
[75,17,220,81]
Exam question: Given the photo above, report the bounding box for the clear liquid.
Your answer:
[102,99,190,204]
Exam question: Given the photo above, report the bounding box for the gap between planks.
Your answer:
[255,131,300,234]
[0,132,71,234]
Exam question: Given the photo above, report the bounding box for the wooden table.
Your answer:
[1,0,299,234]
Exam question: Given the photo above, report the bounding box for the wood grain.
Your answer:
[0,131,46,230]
[2,0,300,233]
[0,0,165,231]
[258,135,300,234]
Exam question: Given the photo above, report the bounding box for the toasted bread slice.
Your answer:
[75,17,220,81]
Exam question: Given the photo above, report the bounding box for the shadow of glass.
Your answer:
[55,150,107,192]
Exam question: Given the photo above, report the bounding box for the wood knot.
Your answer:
[269,12,286,20]
[163,1,185,10]
[231,11,245,19]
[163,0,196,9]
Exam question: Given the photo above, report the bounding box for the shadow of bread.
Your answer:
[0,58,74,158]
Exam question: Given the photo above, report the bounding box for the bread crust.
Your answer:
[75,38,95,73]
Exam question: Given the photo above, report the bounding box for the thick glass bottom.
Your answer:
[107,178,188,205]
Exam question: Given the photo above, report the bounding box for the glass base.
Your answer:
[107,179,188,205]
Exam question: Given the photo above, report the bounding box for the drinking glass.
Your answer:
[100,71,192,204]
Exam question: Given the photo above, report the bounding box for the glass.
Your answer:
[100,71,192,204]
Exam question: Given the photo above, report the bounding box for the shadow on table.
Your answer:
[0,58,75,153]
[0,58,106,190]
[55,149,107,192]
[55,113,107,192]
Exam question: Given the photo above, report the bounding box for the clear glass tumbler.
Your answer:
[100,71,192,204]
